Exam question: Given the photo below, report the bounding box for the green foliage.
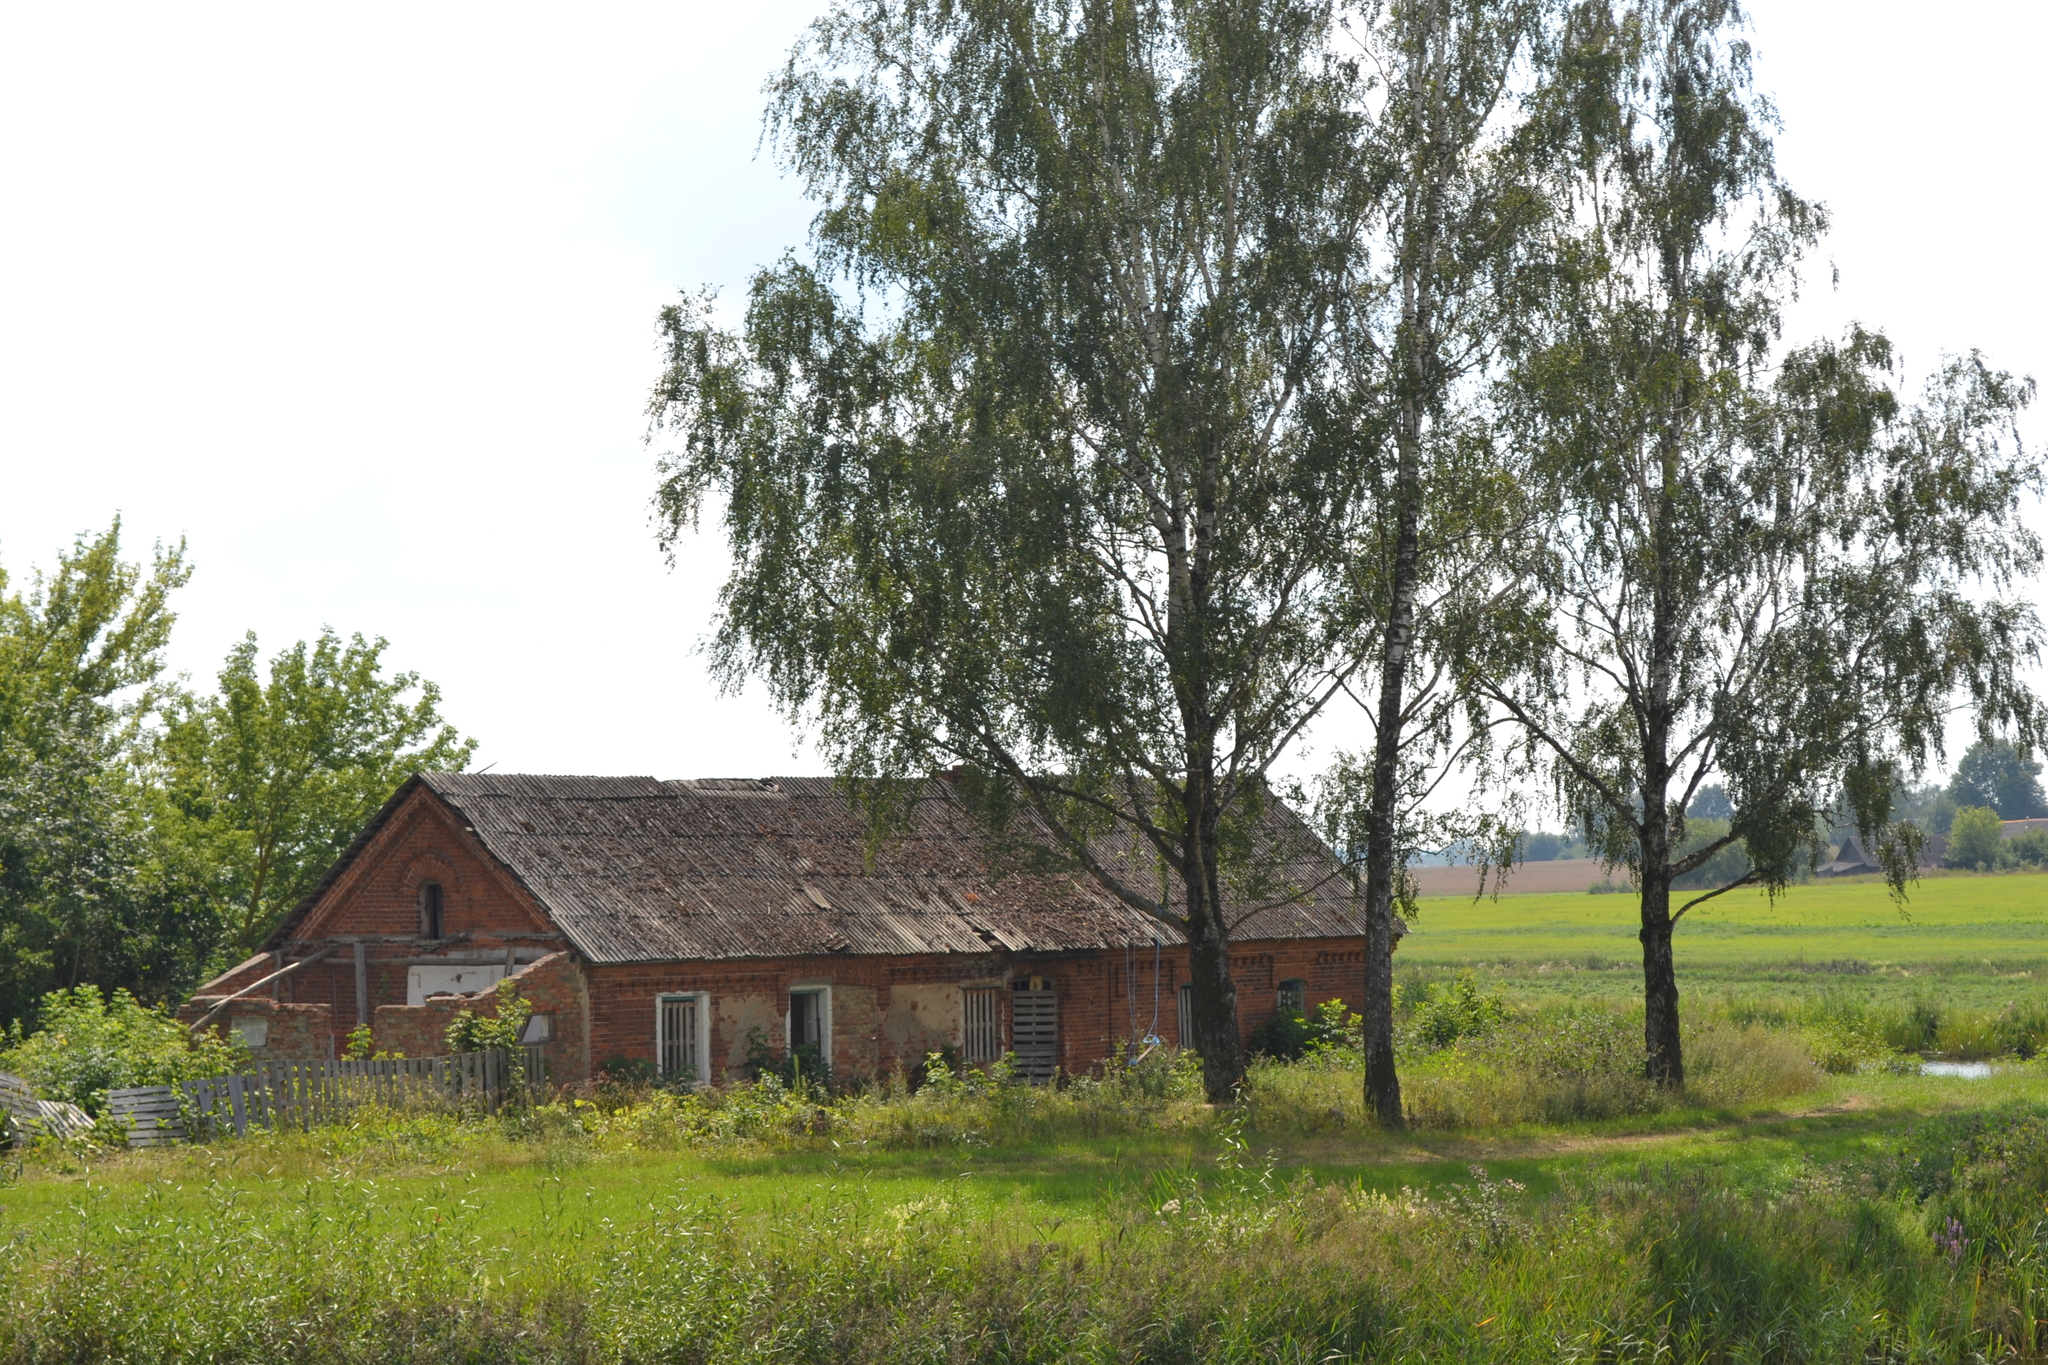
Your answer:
[739,1025,830,1093]
[1672,818,1749,891]
[650,0,1414,1102]
[0,523,219,1032]
[1489,0,2042,1088]
[445,979,530,1056]
[159,628,474,956]
[1406,971,1510,1051]
[2012,828,2048,866]
[1948,805,2006,870]
[1947,740,2048,820]
[0,985,246,1115]
[1249,999,1360,1061]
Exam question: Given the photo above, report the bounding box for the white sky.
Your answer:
[1,1,2041,786]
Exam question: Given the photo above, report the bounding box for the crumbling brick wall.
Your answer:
[175,998,335,1061]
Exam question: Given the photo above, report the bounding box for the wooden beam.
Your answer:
[188,949,334,1035]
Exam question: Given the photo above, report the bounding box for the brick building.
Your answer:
[182,773,1369,1085]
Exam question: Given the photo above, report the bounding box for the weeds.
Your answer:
[8,1109,2048,1362]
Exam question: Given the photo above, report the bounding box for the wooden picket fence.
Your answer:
[102,1045,548,1146]
[0,1070,93,1144]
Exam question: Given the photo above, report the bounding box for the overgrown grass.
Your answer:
[10,1100,2048,1362]
[13,955,2048,1362]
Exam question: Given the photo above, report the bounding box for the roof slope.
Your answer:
[411,773,1359,965]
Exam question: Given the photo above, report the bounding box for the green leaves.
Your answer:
[158,629,476,957]
[0,521,203,1029]
[655,0,1401,1097]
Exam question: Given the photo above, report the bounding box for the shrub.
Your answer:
[445,979,530,1055]
[2012,828,2048,866]
[1404,972,1508,1051]
[1947,805,2005,870]
[1249,999,1359,1061]
[0,986,248,1115]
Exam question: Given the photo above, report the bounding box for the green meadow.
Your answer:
[1402,868,2048,1010]
[9,870,2048,1363]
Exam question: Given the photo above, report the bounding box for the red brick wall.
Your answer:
[175,998,335,1061]
[577,936,1367,1086]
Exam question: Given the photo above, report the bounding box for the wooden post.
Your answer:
[354,941,368,1030]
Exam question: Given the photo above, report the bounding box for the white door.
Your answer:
[407,964,504,1007]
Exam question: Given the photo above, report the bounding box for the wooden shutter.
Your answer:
[1011,983,1058,1083]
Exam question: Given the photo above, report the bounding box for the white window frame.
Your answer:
[787,983,833,1066]
[655,992,711,1085]
[961,985,1002,1064]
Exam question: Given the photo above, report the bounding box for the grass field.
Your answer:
[1401,868,2048,1010]
[7,873,2048,1362]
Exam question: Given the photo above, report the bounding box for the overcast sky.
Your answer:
[2,2,2041,788]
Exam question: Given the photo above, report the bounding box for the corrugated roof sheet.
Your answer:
[408,772,1359,965]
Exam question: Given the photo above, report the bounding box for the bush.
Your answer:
[1947,805,2005,870]
[1404,972,1508,1051]
[0,986,248,1115]
[1249,999,1360,1061]
[445,979,530,1055]
[2012,828,2048,866]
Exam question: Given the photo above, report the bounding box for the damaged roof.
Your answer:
[301,772,1363,965]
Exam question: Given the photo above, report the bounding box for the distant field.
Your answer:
[1399,869,2048,1008]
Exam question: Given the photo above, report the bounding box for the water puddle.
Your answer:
[1921,1061,1996,1079]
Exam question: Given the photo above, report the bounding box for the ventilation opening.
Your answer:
[419,882,443,940]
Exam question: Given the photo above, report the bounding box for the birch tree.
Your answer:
[652,0,1387,1099]
[1487,0,2043,1087]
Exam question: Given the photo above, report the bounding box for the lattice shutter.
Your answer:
[1011,985,1058,1083]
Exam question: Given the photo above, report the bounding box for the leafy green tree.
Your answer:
[0,522,211,1029]
[159,629,475,955]
[1484,0,2043,1086]
[1946,741,2048,821]
[1946,806,2006,871]
[653,0,1394,1100]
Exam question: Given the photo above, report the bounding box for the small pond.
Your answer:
[1921,1061,1996,1079]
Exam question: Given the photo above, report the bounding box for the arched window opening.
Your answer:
[419,881,444,939]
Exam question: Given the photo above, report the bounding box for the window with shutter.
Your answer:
[962,987,1001,1063]
[658,994,705,1083]
[1010,979,1058,1082]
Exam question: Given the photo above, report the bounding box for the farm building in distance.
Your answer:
[179,774,1368,1085]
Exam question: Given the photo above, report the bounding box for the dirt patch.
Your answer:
[1410,859,1616,898]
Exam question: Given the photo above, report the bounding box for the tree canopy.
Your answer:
[158,629,476,957]
[0,523,474,1031]
[653,0,1396,1098]
[1482,0,2043,1086]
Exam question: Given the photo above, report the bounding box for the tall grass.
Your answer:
[1718,987,2048,1070]
[9,1106,2048,1362]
